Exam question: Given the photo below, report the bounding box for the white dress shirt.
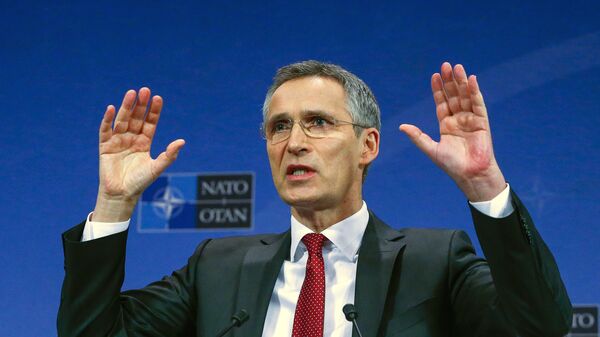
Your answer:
[81,185,514,337]
[262,201,370,337]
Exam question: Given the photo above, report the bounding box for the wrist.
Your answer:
[92,193,138,222]
[457,168,507,202]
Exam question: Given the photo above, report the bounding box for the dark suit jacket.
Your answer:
[58,191,572,337]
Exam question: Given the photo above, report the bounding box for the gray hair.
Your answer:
[262,60,381,136]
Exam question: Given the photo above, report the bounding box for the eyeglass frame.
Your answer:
[260,111,371,145]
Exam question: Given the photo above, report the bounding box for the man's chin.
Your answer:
[282,196,317,207]
[280,191,323,209]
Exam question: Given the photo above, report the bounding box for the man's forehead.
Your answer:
[267,109,336,121]
[267,76,348,118]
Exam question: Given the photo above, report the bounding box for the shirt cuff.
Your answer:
[468,184,514,218]
[81,211,130,241]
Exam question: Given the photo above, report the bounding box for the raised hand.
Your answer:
[399,63,506,202]
[93,88,185,222]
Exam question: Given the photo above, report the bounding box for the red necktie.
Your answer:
[292,233,326,337]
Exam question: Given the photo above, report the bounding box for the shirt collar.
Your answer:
[290,201,369,262]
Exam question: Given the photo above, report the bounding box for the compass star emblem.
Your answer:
[522,175,558,219]
[151,186,186,220]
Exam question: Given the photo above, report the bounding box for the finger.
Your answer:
[431,73,451,122]
[141,95,164,142]
[399,124,438,161]
[440,62,461,113]
[454,64,472,112]
[468,75,488,118]
[114,90,137,133]
[128,87,151,134]
[99,105,116,143]
[152,139,186,176]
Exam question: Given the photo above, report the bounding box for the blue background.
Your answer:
[1,1,599,335]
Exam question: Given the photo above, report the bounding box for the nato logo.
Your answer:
[137,172,254,232]
[569,305,598,337]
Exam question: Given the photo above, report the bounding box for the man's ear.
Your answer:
[360,128,380,165]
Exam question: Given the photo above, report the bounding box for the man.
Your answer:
[58,61,572,336]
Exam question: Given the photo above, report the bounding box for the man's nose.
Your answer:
[287,122,309,154]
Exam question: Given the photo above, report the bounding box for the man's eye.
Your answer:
[271,121,291,133]
[309,116,333,128]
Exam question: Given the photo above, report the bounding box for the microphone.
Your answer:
[215,309,250,337]
[343,304,364,337]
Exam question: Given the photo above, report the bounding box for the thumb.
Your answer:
[399,124,437,160]
[153,139,186,175]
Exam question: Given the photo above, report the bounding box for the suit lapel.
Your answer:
[354,211,406,337]
[234,231,291,337]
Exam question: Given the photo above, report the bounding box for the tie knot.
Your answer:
[302,233,326,256]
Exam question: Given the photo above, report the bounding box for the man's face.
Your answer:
[265,76,370,211]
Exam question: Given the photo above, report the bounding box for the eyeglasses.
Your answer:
[261,113,369,145]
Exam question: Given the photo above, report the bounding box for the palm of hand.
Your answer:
[436,110,493,180]
[99,133,154,198]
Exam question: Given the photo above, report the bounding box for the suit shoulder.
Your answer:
[400,227,459,237]
[370,211,464,244]
[398,227,465,249]
[199,232,284,255]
